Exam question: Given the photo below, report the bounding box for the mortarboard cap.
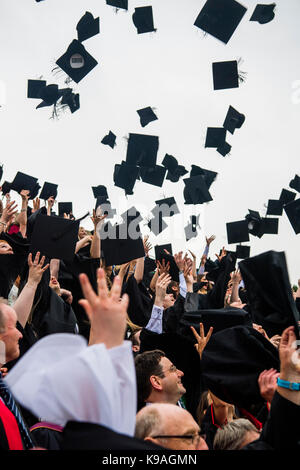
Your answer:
[260,217,278,234]
[92,185,108,199]
[205,127,226,148]
[10,172,39,195]
[30,214,81,261]
[201,326,279,409]
[154,243,172,260]
[289,174,300,193]
[212,60,239,90]
[76,11,100,42]
[162,154,178,173]
[100,222,145,266]
[147,213,168,236]
[1,182,11,195]
[56,40,98,84]
[190,165,218,189]
[266,199,283,216]
[60,90,80,114]
[284,198,300,234]
[39,182,58,201]
[27,79,47,99]
[223,105,245,134]
[216,141,232,157]
[236,245,250,259]
[245,209,264,238]
[153,197,179,217]
[250,3,276,24]
[166,165,188,183]
[194,0,247,45]
[183,175,213,205]
[139,165,166,187]
[101,131,116,149]
[226,220,249,244]
[58,202,73,217]
[126,133,159,168]
[132,6,156,34]
[279,188,296,205]
[113,161,139,195]
[239,250,300,338]
[29,183,41,200]
[137,107,158,127]
[35,84,63,109]
[106,0,128,10]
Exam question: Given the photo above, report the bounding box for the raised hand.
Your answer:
[206,235,216,246]
[91,208,107,228]
[79,268,129,348]
[157,259,170,275]
[20,189,30,202]
[258,369,280,403]
[32,197,40,214]
[143,235,152,257]
[174,251,186,271]
[0,200,18,225]
[154,272,172,307]
[191,322,214,359]
[27,252,49,286]
[215,246,226,262]
[231,269,242,284]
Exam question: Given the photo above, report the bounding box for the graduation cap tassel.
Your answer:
[237,57,247,83]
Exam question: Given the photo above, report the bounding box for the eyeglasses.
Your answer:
[157,364,178,377]
[152,432,206,446]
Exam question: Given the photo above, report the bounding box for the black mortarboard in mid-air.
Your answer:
[147,213,168,236]
[58,202,73,217]
[76,11,100,42]
[132,6,156,34]
[1,182,11,195]
[223,105,245,134]
[155,248,179,282]
[139,165,166,187]
[239,250,300,338]
[27,79,47,99]
[250,3,276,24]
[162,154,178,173]
[106,0,128,10]
[92,185,108,199]
[266,199,283,216]
[279,188,296,205]
[137,107,158,127]
[126,133,159,168]
[162,154,188,182]
[153,197,179,217]
[100,222,145,266]
[35,84,65,109]
[260,217,279,234]
[205,127,226,148]
[289,174,300,193]
[10,172,39,195]
[101,131,116,149]
[113,161,139,195]
[190,165,218,190]
[60,90,80,114]
[235,245,250,259]
[183,175,213,205]
[216,141,232,157]
[39,182,58,201]
[212,60,239,90]
[284,198,300,234]
[194,0,247,44]
[245,209,264,238]
[28,183,41,200]
[154,243,172,260]
[30,214,83,261]
[56,40,98,83]
[226,220,249,244]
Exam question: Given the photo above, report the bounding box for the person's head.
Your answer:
[163,293,175,309]
[0,303,22,365]
[135,350,186,405]
[128,327,143,353]
[135,403,208,450]
[78,226,87,240]
[0,240,13,255]
[166,281,179,298]
[213,418,260,450]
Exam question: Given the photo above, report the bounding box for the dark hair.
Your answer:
[135,350,165,404]
[128,327,143,346]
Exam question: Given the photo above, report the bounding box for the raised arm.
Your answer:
[17,190,29,238]
[13,252,49,328]
[198,235,216,273]
[90,209,107,259]
[0,200,18,235]
[134,257,145,284]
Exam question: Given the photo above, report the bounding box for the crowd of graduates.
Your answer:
[0,187,299,452]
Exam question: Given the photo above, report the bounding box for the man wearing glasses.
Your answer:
[135,403,208,450]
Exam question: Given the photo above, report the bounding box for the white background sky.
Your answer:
[0,0,299,282]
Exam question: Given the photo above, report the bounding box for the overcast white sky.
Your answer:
[0,0,299,282]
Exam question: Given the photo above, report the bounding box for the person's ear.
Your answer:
[150,375,163,391]
[144,436,160,445]
[132,345,140,353]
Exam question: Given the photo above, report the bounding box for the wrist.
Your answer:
[279,372,300,383]
[26,280,38,289]
[154,297,164,308]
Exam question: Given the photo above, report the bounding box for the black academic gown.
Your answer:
[0,232,29,298]
[122,275,154,327]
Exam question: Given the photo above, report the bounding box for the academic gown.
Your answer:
[122,275,154,327]
[0,232,29,298]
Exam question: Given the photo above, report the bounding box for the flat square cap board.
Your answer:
[132,6,156,34]
[226,220,249,244]
[126,133,159,168]
[39,182,58,200]
[284,198,300,234]
[76,12,100,43]
[212,61,239,90]
[194,0,247,44]
[56,40,98,83]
